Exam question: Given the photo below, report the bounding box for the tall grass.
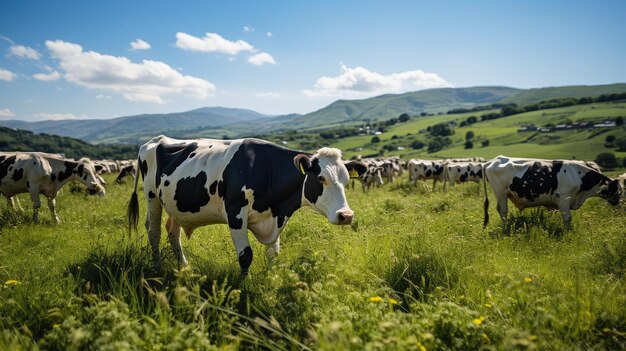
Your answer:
[1,174,625,350]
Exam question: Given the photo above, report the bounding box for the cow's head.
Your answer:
[75,158,106,196]
[295,148,365,225]
[600,178,623,206]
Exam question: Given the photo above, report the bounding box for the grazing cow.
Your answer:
[116,164,136,184]
[483,155,623,231]
[443,161,483,190]
[127,136,366,275]
[358,164,384,192]
[407,159,446,189]
[0,152,106,223]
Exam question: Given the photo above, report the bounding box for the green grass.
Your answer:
[1,172,625,350]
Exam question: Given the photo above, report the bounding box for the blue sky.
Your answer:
[1,0,625,121]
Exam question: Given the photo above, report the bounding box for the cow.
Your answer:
[482,155,623,231]
[127,136,367,276]
[0,152,106,223]
[443,161,483,190]
[407,159,446,189]
[116,164,136,184]
[358,164,384,192]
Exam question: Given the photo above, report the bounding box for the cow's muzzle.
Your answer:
[335,208,354,225]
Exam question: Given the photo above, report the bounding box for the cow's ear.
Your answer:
[344,161,367,178]
[294,154,312,175]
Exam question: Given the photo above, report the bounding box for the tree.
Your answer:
[481,139,490,147]
[606,135,616,143]
[595,152,618,169]
[371,136,381,143]
[616,116,624,126]
[410,140,425,150]
[398,113,411,123]
[465,130,475,141]
[464,140,474,149]
[615,137,626,151]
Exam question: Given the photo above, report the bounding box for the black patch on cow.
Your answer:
[139,158,148,178]
[77,165,84,176]
[476,168,482,178]
[155,143,198,187]
[58,161,77,182]
[0,155,16,181]
[209,180,218,195]
[238,246,253,274]
[460,172,468,182]
[164,180,170,186]
[148,191,156,199]
[426,169,432,177]
[220,140,308,229]
[174,171,210,213]
[51,173,56,182]
[12,168,24,181]
[303,159,323,204]
[509,161,563,201]
[189,152,196,158]
[580,169,605,192]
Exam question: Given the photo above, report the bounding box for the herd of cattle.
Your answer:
[1,136,624,275]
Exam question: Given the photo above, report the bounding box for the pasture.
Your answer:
[1,172,625,350]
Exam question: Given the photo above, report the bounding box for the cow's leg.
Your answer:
[165,216,188,267]
[28,187,41,223]
[146,199,163,268]
[228,209,252,276]
[495,193,509,233]
[47,197,60,223]
[265,236,280,269]
[558,201,573,230]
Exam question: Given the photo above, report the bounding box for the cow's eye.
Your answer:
[317,175,325,183]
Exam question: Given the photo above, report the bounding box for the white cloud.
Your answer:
[0,108,16,119]
[32,112,89,121]
[266,32,273,37]
[130,39,151,51]
[175,32,254,55]
[33,71,61,81]
[243,26,254,32]
[255,92,281,98]
[248,52,276,66]
[95,94,112,99]
[45,40,216,104]
[303,65,451,97]
[0,68,15,81]
[9,45,40,60]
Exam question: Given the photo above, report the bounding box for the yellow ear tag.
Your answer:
[299,163,306,175]
[349,169,359,178]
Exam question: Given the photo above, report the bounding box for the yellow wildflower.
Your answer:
[369,296,383,302]
[4,280,20,286]
[388,298,399,305]
[524,277,533,283]
[472,316,485,326]
[484,303,492,308]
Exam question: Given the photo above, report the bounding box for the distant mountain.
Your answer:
[0,107,283,144]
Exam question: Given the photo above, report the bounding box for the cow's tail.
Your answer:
[482,162,489,228]
[127,157,141,237]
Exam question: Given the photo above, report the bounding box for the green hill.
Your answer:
[0,126,136,159]
[501,83,626,106]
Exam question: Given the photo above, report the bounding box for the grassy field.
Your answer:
[1,171,625,350]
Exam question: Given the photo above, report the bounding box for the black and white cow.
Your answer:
[483,155,623,231]
[407,159,446,189]
[358,164,384,192]
[443,161,483,190]
[116,164,136,184]
[127,136,366,275]
[0,152,106,223]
